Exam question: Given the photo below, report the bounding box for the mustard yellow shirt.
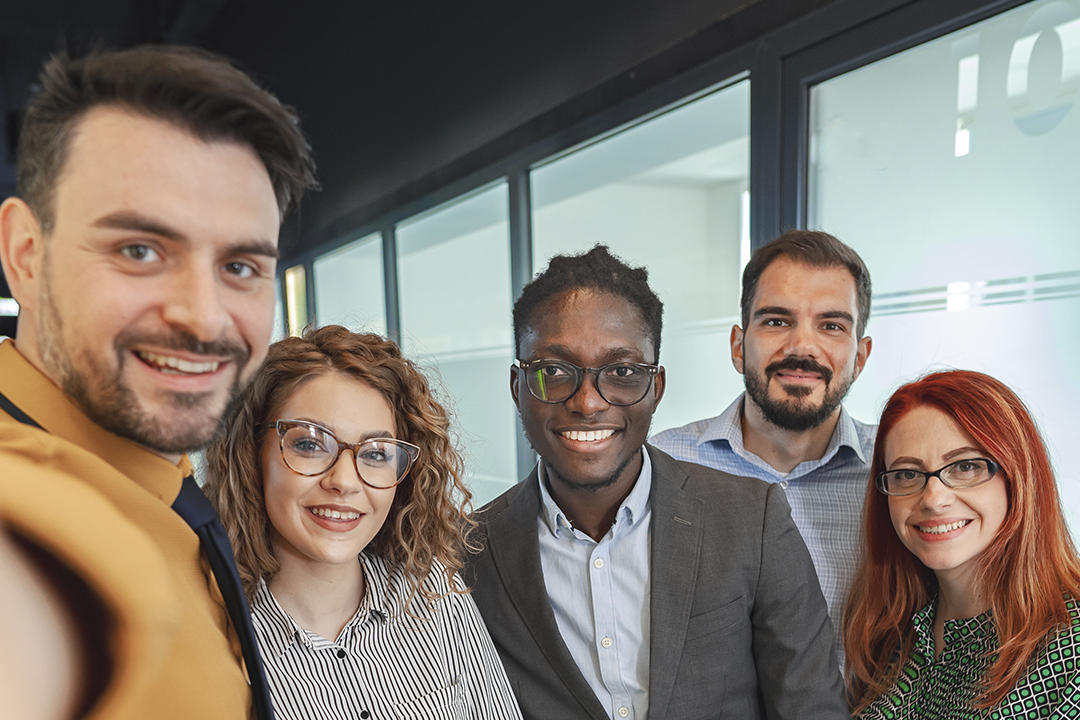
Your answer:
[0,339,253,719]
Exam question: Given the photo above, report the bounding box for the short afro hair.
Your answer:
[513,245,664,361]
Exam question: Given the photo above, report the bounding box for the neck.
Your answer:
[544,451,642,542]
[740,397,841,474]
[932,569,987,656]
[268,546,365,642]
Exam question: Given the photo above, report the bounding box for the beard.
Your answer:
[37,266,251,455]
[744,355,855,432]
[542,449,640,493]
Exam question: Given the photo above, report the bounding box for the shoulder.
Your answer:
[648,443,773,502]
[649,416,714,448]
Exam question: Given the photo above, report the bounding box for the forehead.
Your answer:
[752,256,859,314]
[885,405,981,462]
[521,288,654,363]
[276,371,395,430]
[52,105,279,235]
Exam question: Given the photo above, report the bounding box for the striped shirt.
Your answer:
[251,552,522,720]
[650,393,876,664]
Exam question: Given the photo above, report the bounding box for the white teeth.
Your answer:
[310,508,361,520]
[137,351,220,375]
[919,519,970,535]
[562,429,616,442]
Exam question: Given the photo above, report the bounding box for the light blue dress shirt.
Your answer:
[650,393,876,664]
[537,449,652,720]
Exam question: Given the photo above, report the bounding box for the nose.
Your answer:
[160,261,230,342]
[320,449,365,495]
[783,321,821,359]
[918,475,955,511]
[563,370,610,416]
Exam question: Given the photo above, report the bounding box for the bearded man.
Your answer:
[652,230,874,663]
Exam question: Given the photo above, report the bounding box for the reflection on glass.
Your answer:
[284,265,307,338]
[531,78,750,433]
[397,183,515,506]
[313,233,386,335]
[809,0,1080,532]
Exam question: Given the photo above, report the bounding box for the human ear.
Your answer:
[0,198,44,312]
[730,325,745,375]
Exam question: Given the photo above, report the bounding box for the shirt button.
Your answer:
[779,480,789,489]
[336,649,347,659]
[601,637,613,648]
[593,558,604,569]
[618,707,630,717]
[360,712,370,719]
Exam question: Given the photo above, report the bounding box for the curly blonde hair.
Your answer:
[203,325,475,602]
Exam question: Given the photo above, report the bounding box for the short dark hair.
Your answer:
[17,45,318,234]
[513,245,664,361]
[740,230,872,338]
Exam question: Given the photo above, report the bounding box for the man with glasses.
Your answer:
[0,46,316,719]
[465,246,845,720]
[651,230,874,662]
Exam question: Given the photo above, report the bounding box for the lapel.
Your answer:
[646,445,705,719]
[487,468,611,720]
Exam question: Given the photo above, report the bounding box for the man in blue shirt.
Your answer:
[651,230,875,661]
[465,245,845,720]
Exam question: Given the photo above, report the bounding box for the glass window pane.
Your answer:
[284,265,307,338]
[397,183,515,506]
[313,233,386,335]
[531,78,750,433]
[809,0,1080,529]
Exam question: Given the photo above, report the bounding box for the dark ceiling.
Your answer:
[0,0,839,272]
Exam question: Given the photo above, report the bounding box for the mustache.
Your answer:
[115,329,250,364]
[765,357,833,385]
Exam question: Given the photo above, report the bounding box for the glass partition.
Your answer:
[397,183,516,506]
[531,78,751,434]
[809,0,1080,529]
[313,233,386,335]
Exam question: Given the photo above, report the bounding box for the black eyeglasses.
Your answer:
[266,420,419,489]
[876,458,1001,497]
[516,359,660,406]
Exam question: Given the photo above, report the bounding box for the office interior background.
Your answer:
[1,0,1076,528]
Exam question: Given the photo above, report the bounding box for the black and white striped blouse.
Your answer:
[251,552,522,720]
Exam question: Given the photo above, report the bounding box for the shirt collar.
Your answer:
[699,392,868,472]
[252,553,390,657]
[537,447,652,539]
[0,339,186,502]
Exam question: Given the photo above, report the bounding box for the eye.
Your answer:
[358,445,392,466]
[289,436,327,456]
[224,261,256,279]
[538,363,570,378]
[763,318,788,327]
[822,322,844,332]
[120,244,161,262]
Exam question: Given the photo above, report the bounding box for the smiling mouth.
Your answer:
[309,507,361,520]
[561,429,616,442]
[917,519,971,534]
[136,350,221,375]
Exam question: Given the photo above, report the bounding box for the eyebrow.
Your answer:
[752,306,793,319]
[752,305,855,325]
[92,210,279,259]
[292,417,396,442]
[531,344,653,365]
[889,446,986,468]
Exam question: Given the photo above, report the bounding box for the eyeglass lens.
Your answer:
[523,361,653,406]
[879,458,996,495]
[279,423,412,488]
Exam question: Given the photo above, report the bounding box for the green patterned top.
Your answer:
[859,598,1080,719]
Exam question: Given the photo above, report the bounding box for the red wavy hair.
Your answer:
[844,369,1080,712]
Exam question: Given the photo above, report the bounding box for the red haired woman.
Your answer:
[844,370,1080,718]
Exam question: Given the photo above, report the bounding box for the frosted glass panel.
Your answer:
[314,233,386,335]
[810,0,1080,529]
[531,78,750,434]
[397,184,515,506]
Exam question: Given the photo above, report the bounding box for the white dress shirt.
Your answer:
[537,449,652,720]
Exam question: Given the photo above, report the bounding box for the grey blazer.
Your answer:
[464,444,847,720]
